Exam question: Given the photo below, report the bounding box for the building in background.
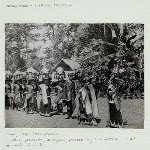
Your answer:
[52,59,80,81]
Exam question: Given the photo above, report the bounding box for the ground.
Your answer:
[5,97,144,128]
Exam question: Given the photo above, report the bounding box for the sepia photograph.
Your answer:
[5,23,144,128]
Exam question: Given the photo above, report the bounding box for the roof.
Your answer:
[53,59,80,71]
[62,59,80,70]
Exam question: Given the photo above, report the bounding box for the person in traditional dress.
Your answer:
[19,78,26,109]
[72,79,94,125]
[93,76,100,99]
[39,78,51,117]
[26,78,34,114]
[49,81,58,111]
[78,80,94,125]
[36,80,42,113]
[107,78,123,128]
[70,78,76,114]
[13,79,21,110]
[54,81,64,114]
[88,78,100,124]
[65,78,74,119]
[32,80,38,113]
[71,74,81,119]
[22,78,27,110]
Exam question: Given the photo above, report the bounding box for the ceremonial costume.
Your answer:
[107,83,123,127]
[88,84,99,119]
[40,80,51,116]
[78,86,93,123]
[54,83,63,113]
[14,82,21,110]
[26,82,34,113]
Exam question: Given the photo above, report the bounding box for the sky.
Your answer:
[21,25,53,59]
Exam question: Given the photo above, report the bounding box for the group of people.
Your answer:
[5,72,124,128]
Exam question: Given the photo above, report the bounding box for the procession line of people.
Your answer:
[5,74,125,128]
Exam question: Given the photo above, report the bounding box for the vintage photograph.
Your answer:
[5,23,144,128]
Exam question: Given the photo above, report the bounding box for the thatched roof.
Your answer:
[53,59,80,71]
[62,59,80,70]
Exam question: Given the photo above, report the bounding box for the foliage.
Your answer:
[5,23,144,93]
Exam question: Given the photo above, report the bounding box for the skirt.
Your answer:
[109,103,123,126]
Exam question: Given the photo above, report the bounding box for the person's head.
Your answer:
[78,80,83,88]
[38,80,42,85]
[44,78,49,85]
[17,79,21,85]
[23,79,26,85]
[68,75,71,81]
[91,78,96,85]
[31,79,35,85]
[19,79,23,84]
[28,78,34,85]
[85,81,89,87]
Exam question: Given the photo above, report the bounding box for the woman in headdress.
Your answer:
[72,79,94,125]
[71,71,84,118]
[39,78,51,117]
[87,78,100,124]
[78,80,94,125]
[107,77,123,128]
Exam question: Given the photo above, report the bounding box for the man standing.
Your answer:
[65,77,75,119]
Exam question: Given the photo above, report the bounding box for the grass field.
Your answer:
[97,97,144,129]
[5,97,144,128]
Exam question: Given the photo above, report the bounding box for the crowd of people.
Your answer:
[5,71,127,128]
